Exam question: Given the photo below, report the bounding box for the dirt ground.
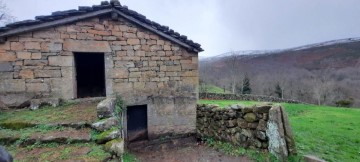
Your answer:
[131,145,252,162]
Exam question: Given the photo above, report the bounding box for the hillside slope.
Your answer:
[200,38,360,107]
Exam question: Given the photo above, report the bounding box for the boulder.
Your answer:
[266,106,288,161]
[0,93,35,108]
[97,98,116,119]
[104,138,124,157]
[92,117,119,132]
[244,113,257,122]
[30,98,60,110]
[95,128,121,144]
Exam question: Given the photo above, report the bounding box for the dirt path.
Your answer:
[131,145,252,162]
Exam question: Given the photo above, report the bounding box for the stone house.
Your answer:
[0,0,202,141]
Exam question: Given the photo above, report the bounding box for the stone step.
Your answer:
[0,121,92,130]
[0,127,92,146]
[6,143,111,162]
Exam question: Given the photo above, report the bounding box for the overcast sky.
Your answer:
[5,0,360,57]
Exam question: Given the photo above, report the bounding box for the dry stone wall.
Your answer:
[196,104,296,161]
[200,93,303,104]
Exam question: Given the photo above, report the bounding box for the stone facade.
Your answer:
[196,104,296,161]
[0,16,198,138]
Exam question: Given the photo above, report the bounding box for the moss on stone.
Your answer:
[95,127,119,143]
[104,138,123,152]
[0,122,36,130]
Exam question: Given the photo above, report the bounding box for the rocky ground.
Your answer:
[131,144,252,162]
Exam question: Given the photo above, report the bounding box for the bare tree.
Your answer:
[0,0,15,26]
[225,51,239,94]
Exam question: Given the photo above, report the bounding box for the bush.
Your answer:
[335,99,353,108]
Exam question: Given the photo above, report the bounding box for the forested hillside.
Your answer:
[200,38,360,107]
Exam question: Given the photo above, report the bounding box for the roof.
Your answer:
[0,0,203,52]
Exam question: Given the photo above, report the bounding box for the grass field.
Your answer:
[202,84,231,94]
[199,100,360,162]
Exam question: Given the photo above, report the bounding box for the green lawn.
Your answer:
[202,84,231,94]
[199,100,360,162]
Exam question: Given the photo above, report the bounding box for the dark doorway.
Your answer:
[127,105,148,142]
[74,53,106,98]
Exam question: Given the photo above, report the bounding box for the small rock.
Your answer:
[255,131,267,141]
[92,117,119,132]
[104,138,124,157]
[97,98,116,119]
[303,155,326,162]
[30,98,60,110]
[244,113,257,122]
[241,129,253,138]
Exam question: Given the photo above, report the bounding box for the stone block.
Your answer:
[113,82,133,94]
[115,61,134,68]
[266,106,288,161]
[87,29,111,36]
[0,62,13,72]
[92,117,119,131]
[48,56,74,66]
[25,42,41,50]
[0,52,16,61]
[104,139,124,157]
[19,70,34,79]
[24,60,48,66]
[31,53,42,59]
[42,42,63,52]
[0,79,25,92]
[50,78,75,99]
[127,39,140,45]
[0,93,34,108]
[26,83,50,92]
[61,67,74,78]
[63,40,111,52]
[16,52,31,59]
[33,30,60,38]
[107,68,129,79]
[10,42,24,51]
[97,98,116,119]
[0,72,13,79]
[34,70,61,78]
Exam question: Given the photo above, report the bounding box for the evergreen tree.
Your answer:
[242,75,251,94]
[275,83,283,98]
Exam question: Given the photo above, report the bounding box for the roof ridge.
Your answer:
[0,0,203,52]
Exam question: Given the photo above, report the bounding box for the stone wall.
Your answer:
[196,104,296,161]
[200,93,303,104]
[0,15,198,138]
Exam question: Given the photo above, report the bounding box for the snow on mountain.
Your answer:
[202,37,360,61]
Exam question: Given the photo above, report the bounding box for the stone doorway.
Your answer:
[127,105,148,142]
[74,53,106,98]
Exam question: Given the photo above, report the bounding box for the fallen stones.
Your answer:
[91,117,119,132]
[30,98,60,110]
[96,98,116,119]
